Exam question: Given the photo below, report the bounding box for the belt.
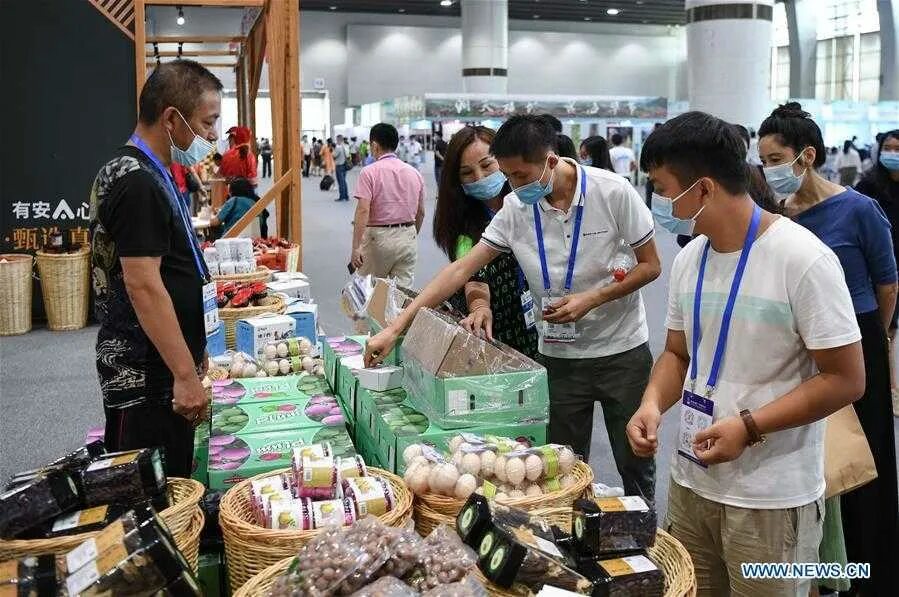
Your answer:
[368,222,414,228]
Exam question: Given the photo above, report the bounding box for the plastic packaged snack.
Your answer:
[0,555,60,595]
[0,470,80,539]
[580,553,664,597]
[572,497,657,557]
[348,576,417,597]
[310,498,357,529]
[260,489,295,528]
[40,504,127,539]
[64,520,193,597]
[270,499,314,531]
[337,455,368,480]
[404,525,478,592]
[79,448,167,507]
[371,525,423,579]
[3,440,111,492]
[476,525,591,593]
[63,504,163,575]
[456,494,561,561]
[421,575,488,597]
[342,477,394,517]
[295,455,340,500]
[249,473,290,526]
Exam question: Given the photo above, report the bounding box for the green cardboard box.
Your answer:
[401,308,549,429]
[322,335,367,394]
[356,386,547,474]
[354,420,386,469]
[336,372,358,431]
[191,424,209,486]
[207,426,355,490]
[210,374,331,407]
[211,395,346,437]
[197,551,223,597]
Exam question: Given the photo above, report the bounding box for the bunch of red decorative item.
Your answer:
[216,281,272,309]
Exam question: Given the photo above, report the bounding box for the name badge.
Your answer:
[520,290,536,330]
[202,282,219,335]
[541,296,577,343]
[677,390,713,468]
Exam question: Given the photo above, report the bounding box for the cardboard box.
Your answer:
[401,309,550,429]
[322,335,367,394]
[197,552,223,597]
[191,423,210,486]
[365,279,416,365]
[236,314,295,358]
[267,279,312,301]
[211,396,346,438]
[356,366,404,392]
[206,320,226,357]
[284,301,318,343]
[354,421,387,469]
[356,387,547,474]
[211,374,331,407]
[207,426,355,490]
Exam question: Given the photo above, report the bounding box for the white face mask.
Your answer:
[169,109,215,166]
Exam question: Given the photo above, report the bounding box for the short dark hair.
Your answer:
[640,111,749,195]
[370,123,399,151]
[492,115,557,163]
[758,102,826,167]
[538,114,563,133]
[611,133,623,146]
[733,124,750,147]
[138,60,222,125]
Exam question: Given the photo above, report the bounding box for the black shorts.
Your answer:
[104,403,194,479]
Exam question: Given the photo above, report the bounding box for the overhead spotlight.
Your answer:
[607,8,620,16]
[329,5,337,10]
[398,7,406,12]
[176,6,185,26]
[440,0,453,6]
[532,14,540,19]
[584,16,592,21]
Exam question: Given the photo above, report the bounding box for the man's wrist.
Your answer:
[739,410,765,446]
[589,286,609,309]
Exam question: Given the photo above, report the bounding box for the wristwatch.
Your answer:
[739,409,766,446]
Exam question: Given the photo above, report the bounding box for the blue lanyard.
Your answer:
[533,165,586,293]
[485,204,526,293]
[129,135,210,282]
[690,204,762,394]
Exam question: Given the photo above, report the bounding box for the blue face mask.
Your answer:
[462,170,507,201]
[763,150,807,195]
[580,157,593,167]
[169,109,215,167]
[513,159,554,205]
[880,151,899,171]
[651,180,704,236]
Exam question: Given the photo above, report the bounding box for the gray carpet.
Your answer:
[2,158,896,521]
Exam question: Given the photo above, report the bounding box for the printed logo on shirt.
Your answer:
[581,229,610,237]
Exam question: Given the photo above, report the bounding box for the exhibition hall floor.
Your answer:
[2,163,897,519]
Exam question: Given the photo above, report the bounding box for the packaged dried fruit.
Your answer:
[4,441,107,492]
[79,448,167,507]
[39,504,126,539]
[404,525,478,592]
[310,498,357,529]
[342,477,394,517]
[572,497,657,557]
[420,574,488,597]
[0,555,60,595]
[348,576,416,597]
[295,455,340,500]
[580,553,664,597]
[62,504,164,575]
[370,525,423,579]
[456,494,561,561]
[0,470,80,539]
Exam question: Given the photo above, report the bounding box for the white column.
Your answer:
[878,0,899,100]
[685,0,774,127]
[786,0,818,99]
[461,0,508,94]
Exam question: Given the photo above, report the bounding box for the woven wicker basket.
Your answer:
[416,460,594,518]
[0,477,205,560]
[212,266,273,284]
[219,466,414,591]
[233,524,695,597]
[173,507,205,573]
[0,254,33,336]
[219,295,286,349]
[35,247,91,331]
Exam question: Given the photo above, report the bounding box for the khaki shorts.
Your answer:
[666,480,824,597]
[357,225,417,288]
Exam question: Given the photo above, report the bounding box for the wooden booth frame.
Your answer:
[134,0,302,265]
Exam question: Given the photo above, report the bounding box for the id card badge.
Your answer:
[520,290,537,330]
[677,390,714,468]
[202,282,219,335]
[541,295,577,343]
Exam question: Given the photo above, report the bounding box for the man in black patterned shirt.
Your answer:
[89,60,221,477]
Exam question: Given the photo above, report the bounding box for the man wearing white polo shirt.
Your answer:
[365,115,662,501]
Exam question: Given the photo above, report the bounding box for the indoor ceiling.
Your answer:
[300,0,687,25]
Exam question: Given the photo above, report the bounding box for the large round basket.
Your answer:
[219,295,286,349]
[413,500,456,538]
[0,477,205,561]
[416,460,593,518]
[0,254,34,336]
[173,507,205,573]
[219,466,413,591]
[231,525,694,597]
[35,247,91,331]
[212,266,273,284]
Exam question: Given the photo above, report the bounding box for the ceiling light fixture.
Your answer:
[398,8,406,12]
[176,5,185,26]
[440,0,453,6]
[606,8,620,16]
[532,14,540,19]
[584,16,591,21]
[329,5,337,10]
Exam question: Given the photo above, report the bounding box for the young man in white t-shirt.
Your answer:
[627,112,865,596]
[609,133,636,183]
[365,115,662,501]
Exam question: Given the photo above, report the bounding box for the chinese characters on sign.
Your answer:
[5,199,90,252]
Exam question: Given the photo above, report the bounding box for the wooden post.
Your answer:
[134,0,146,113]
[287,0,302,264]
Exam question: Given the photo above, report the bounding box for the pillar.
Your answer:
[461,0,508,94]
[879,0,899,100]
[786,0,817,99]
[685,0,774,127]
